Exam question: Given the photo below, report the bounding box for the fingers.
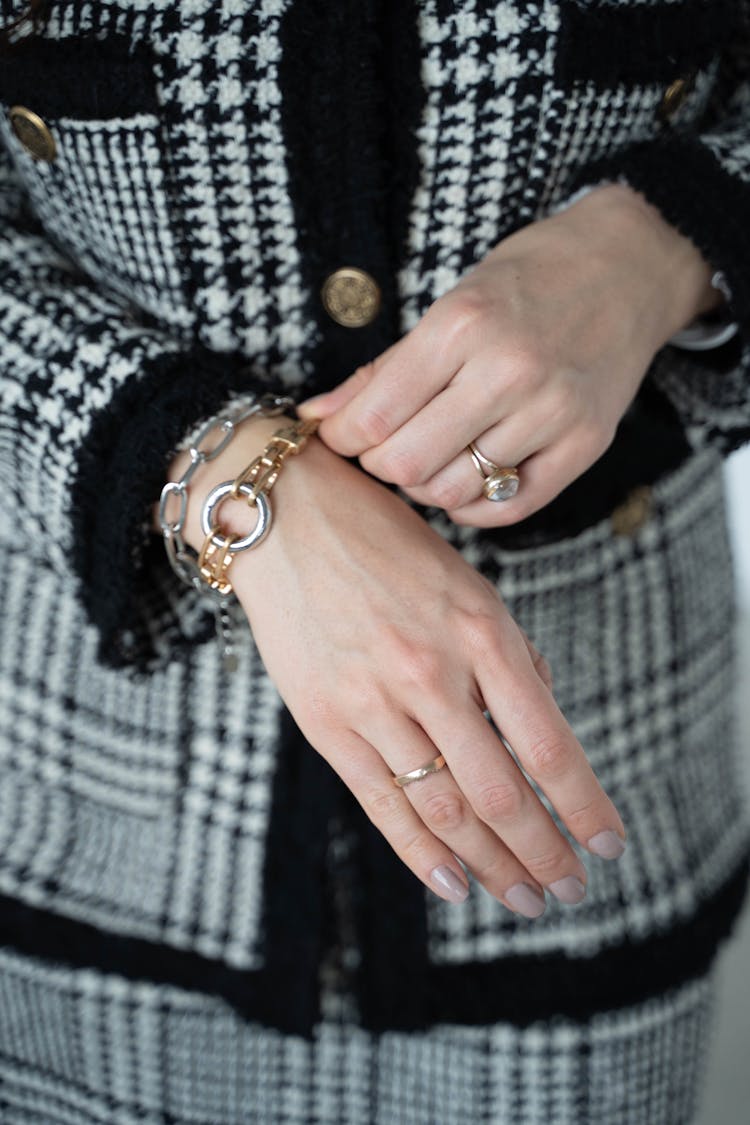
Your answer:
[329,730,471,906]
[297,338,404,420]
[397,399,559,511]
[304,307,473,457]
[367,714,559,916]
[410,703,590,907]
[446,431,610,528]
[471,631,627,859]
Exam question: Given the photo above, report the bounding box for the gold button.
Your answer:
[659,78,689,120]
[321,267,381,328]
[9,105,57,162]
[611,486,653,537]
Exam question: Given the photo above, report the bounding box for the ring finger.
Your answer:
[371,715,585,916]
[402,407,557,511]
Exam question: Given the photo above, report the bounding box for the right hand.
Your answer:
[173,418,626,916]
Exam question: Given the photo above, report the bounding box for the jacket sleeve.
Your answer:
[567,10,750,458]
[0,147,286,671]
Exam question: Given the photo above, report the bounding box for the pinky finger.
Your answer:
[329,732,471,904]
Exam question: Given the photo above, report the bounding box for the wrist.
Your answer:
[561,181,721,344]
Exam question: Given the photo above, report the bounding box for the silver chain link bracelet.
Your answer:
[158,392,295,668]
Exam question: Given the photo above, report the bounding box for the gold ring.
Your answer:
[467,442,520,502]
[392,754,447,788]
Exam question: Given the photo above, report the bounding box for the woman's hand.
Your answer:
[177,421,627,916]
[299,183,719,527]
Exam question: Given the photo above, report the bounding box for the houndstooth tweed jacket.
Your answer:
[1,0,750,1039]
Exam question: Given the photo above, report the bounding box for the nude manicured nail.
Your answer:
[548,876,586,904]
[587,830,626,859]
[506,883,546,918]
[430,865,469,903]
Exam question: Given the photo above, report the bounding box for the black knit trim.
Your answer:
[569,135,750,355]
[341,784,431,1031]
[277,0,425,400]
[0,36,158,119]
[0,851,746,1039]
[556,0,740,90]
[364,850,750,1032]
[0,892,312,1039]
[259,708,342,1037]
[70,344,285,671]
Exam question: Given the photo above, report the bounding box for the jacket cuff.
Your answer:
[71,345,287,671]
[567,137,750,457]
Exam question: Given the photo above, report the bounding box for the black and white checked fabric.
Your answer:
[1,1,750,1121]
[0,944,719,1125]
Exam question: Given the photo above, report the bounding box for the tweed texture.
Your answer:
[0,0,749,666]
[1,1,750,1121]
[0,945,718,1125]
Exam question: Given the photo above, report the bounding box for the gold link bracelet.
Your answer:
[198,417,320,596]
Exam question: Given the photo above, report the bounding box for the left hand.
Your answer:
[299,183,718,527]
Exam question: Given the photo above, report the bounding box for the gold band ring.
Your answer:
[392,754,447,788]
[467,442,520,502]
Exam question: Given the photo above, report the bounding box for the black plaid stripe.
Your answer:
[0,946,718,1125]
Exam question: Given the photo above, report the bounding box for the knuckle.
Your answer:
[500,346,544,392]
[354,405,393,447]
[376,446,425,488]
[524,846,570,879]
[364,786,405,824]
[297,689,337,731]
[426,473,468,512]
[468,851,511,887]
[476,781,524,823]
[441,290,490,343]
[459,608,504,653]
[400,826,439,870]
[351,362,376,391]
[391,638,444,694]
[346,680,389,721]
[526,734,573,780]
[565,795,605,833]
[422,791,466,833]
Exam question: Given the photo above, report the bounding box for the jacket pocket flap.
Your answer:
[0,36,158,119]
[555,0,741,90]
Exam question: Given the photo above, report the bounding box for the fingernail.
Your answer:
[506,882,546,918]
[297,394,327,411]
[587,830,626,859]
[430,865,469,904]
[548,875,586,904]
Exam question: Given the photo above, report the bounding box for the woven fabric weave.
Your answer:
[1,1,750,1120]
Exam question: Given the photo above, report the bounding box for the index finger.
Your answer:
[315,314,458,458]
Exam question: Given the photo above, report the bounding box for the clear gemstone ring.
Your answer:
[467,443,520,502]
